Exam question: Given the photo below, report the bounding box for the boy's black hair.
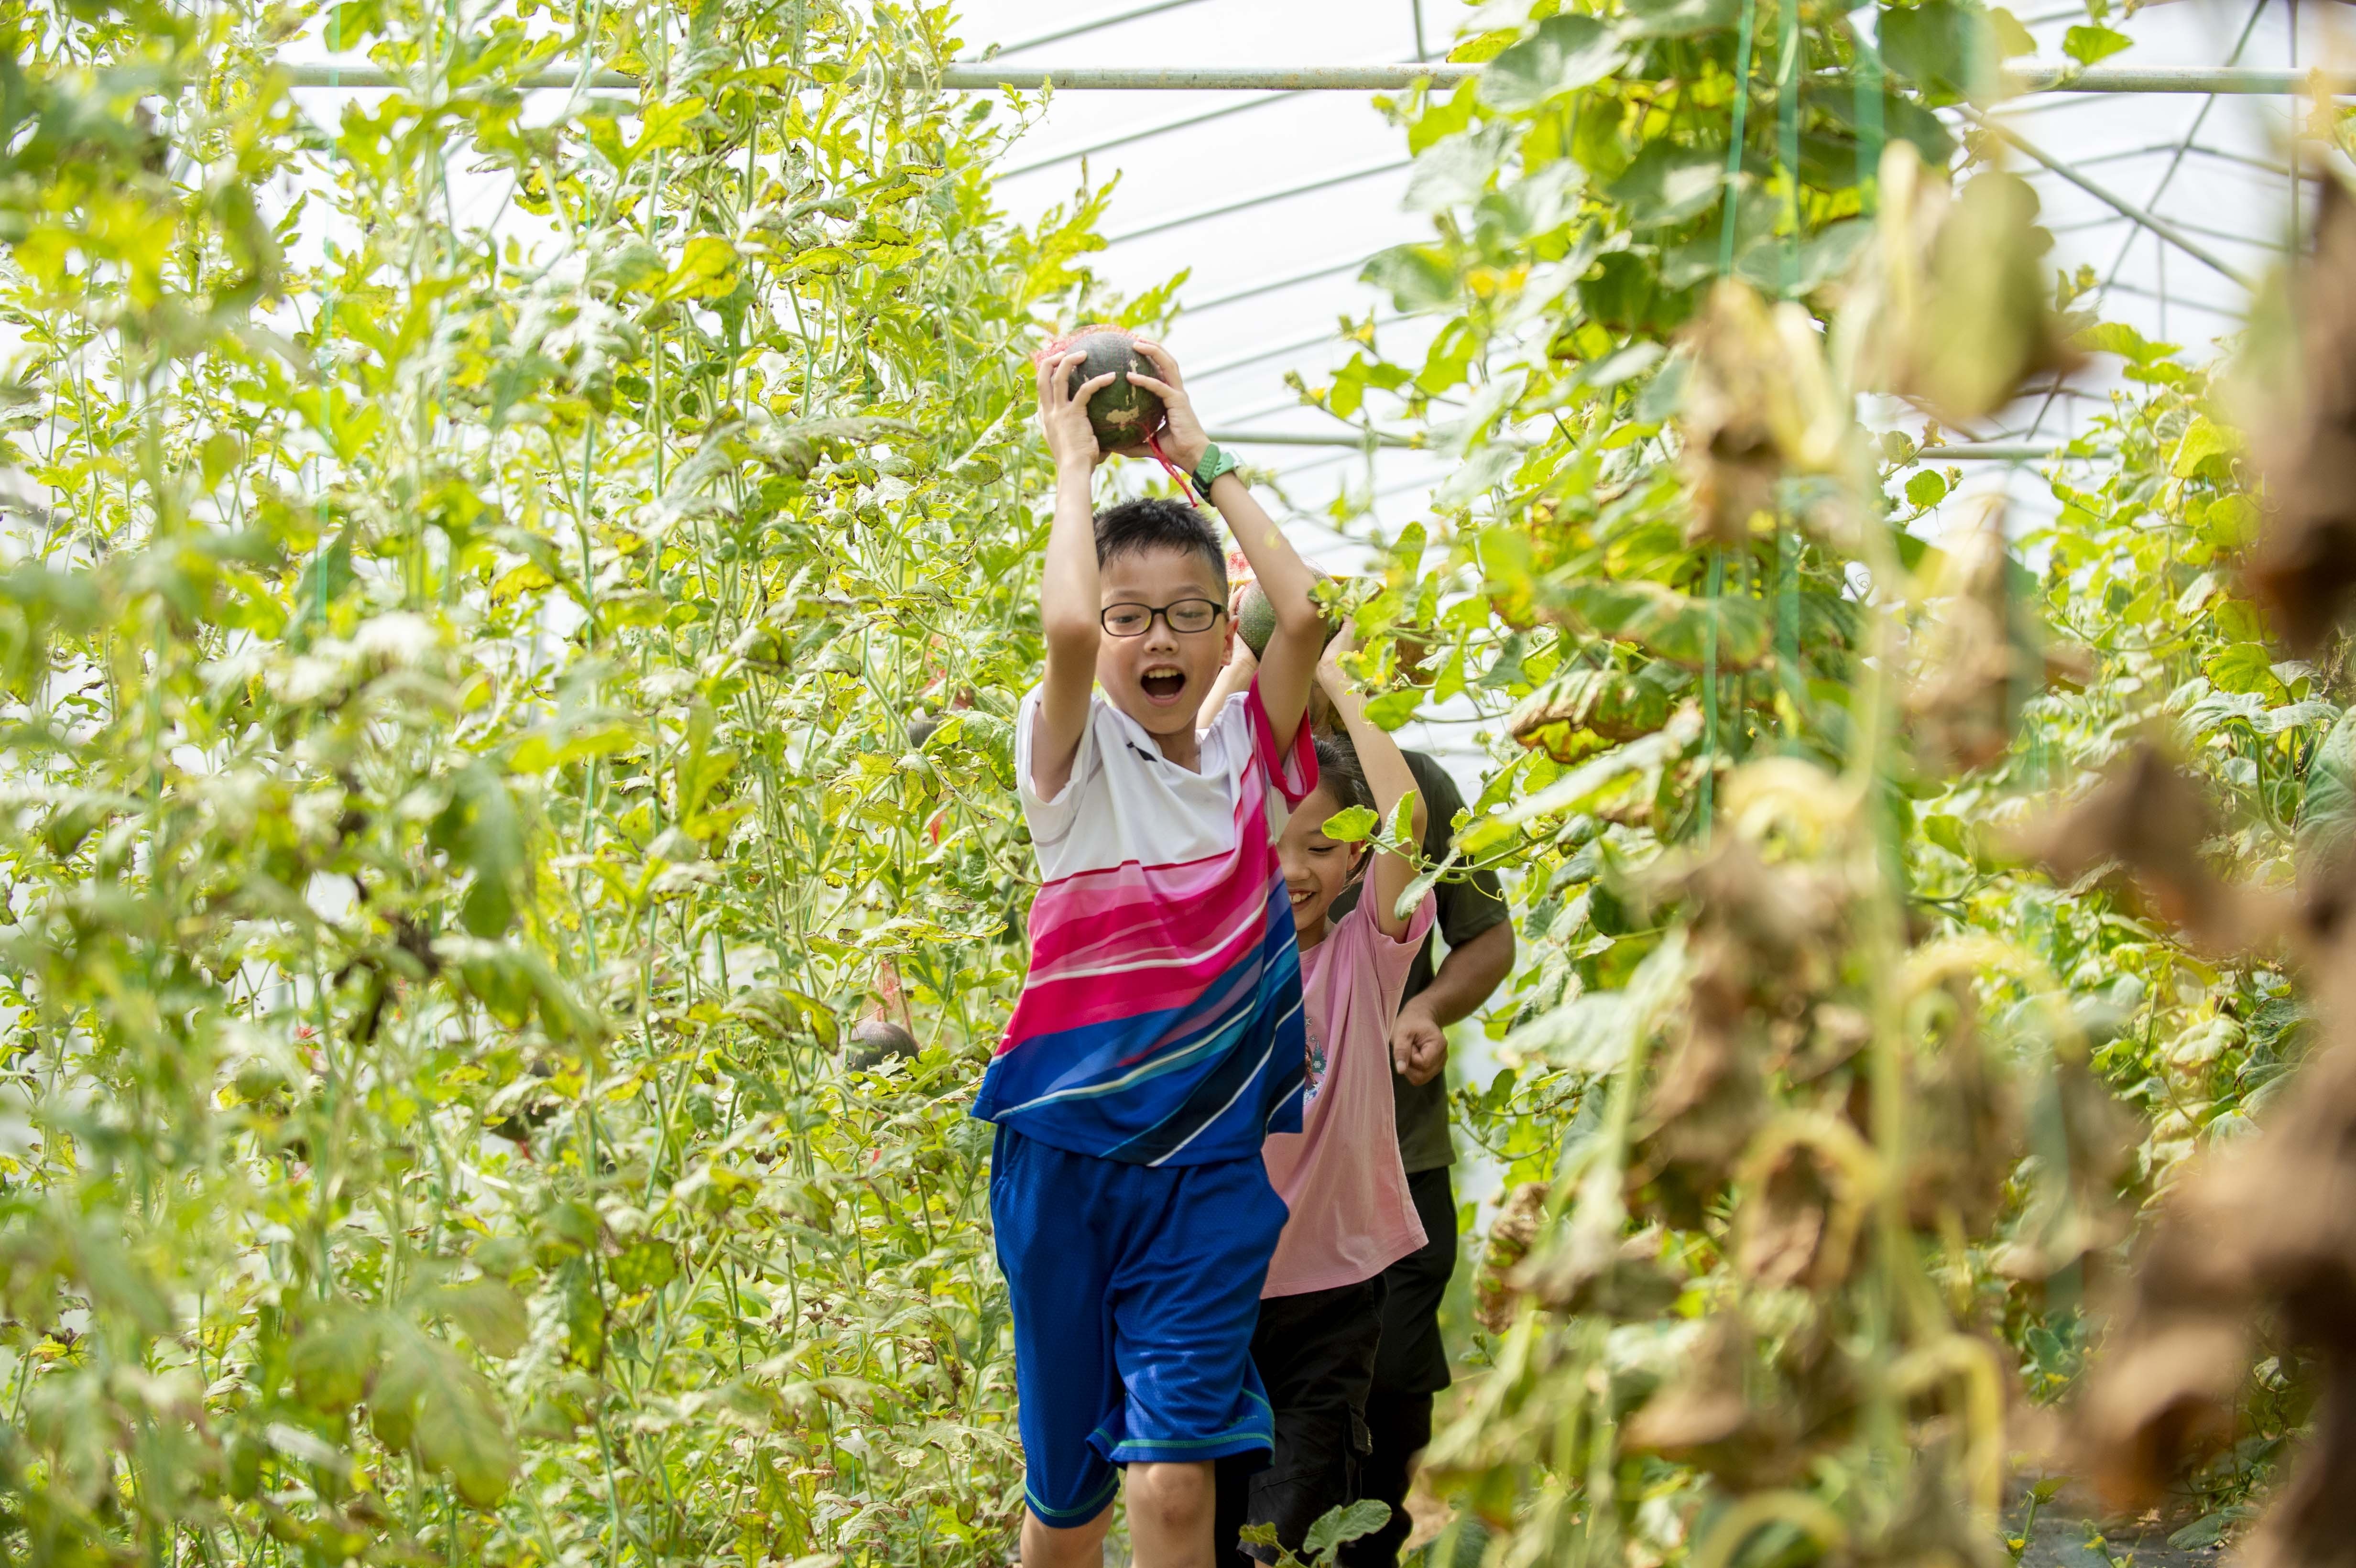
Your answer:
[1094,496,1227,590]
[1310,730,1373,819]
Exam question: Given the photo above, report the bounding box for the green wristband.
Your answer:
[1192,443,1239,492]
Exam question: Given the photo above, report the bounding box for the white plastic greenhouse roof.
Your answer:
[966,0,2335,539]
[959,0,2339,781]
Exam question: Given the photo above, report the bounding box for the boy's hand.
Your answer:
[1038,349,1115,471]
[1124,339,1211,472]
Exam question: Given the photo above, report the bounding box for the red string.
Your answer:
[1145,430,1198,505]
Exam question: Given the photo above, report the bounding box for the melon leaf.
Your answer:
[1480,15,1626,112]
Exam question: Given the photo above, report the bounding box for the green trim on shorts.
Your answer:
[1026,1469,1120,1529]
[1104,1391,1274,1462]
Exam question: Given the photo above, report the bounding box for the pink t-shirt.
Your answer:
[1259,891,1437,1297]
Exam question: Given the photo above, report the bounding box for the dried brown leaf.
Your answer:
[1622,1316,1804,1487]
[1734,1142,1833,1289]
[1903,986,2017,1238]
[1836,142,2081,425]
[2077,1319,2247,1508]
[1507,664,1682,764]
[1676,280,1846,545]
[1473,1182,1549,1334]
[2247,176,2356,657]
[2077,882,2356,1527]
[2018,742,2289,954]
[1903,498,2030,777]
[1513,1226,1684,1321]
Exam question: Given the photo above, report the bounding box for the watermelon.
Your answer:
[1044,325,1164,452]
[847,1017,919,1071]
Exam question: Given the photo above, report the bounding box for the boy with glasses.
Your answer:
[976,338,1330,1568]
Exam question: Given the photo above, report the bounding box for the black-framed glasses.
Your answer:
[1101,599,1225,637]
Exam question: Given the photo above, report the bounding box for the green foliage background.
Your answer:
[1300,3,2352,1564]
[0,0,1178,1561]
[1,0,2351,1564]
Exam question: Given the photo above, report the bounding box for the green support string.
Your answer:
[1854,22,1885,211]
[1715,0,1759,277]
[1775,0,1802,721]
[1778,0,1800,294]
[1700,549,1726,836]
[1703,0,1760,838]
[316,9,338,634]
[1705,0,1762,838]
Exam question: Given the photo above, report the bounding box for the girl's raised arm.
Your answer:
[1317,631,1425,939]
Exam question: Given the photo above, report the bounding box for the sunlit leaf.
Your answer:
[1480,14,1627,110]
[2062,24,2133,65]
[1361,244,1461,313]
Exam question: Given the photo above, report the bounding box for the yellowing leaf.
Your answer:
[433,1280,528,1359]
[1548,580,1773,671]
[629,97,707,164]
[373,1333,517,1508]
[659,235,741,301]
[2172,417,2241,478]
[491,562,553,601]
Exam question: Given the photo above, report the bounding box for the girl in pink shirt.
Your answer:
[1208,632,1437,1566]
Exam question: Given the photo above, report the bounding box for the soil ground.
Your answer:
[2019,1512,2225,1568]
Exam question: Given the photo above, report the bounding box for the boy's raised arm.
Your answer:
[1031,349,1118,800]
[1317,633,1427,939]
[1128,340,1325,748]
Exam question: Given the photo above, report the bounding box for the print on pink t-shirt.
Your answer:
[1259,891,1437,1298]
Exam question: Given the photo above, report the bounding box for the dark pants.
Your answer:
[1341,1166,1458,1568]
[1213,1277,1387,1566]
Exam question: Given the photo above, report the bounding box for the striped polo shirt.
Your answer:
[971,682,1318,1166]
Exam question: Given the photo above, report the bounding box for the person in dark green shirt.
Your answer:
[1325,750,1513,1568]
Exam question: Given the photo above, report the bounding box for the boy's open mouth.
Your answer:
[1140,665,1187,702]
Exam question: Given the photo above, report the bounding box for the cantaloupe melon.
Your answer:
[1235,579,1345,658]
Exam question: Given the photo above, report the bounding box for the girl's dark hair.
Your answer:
[1310,730,1373,818]
[1095,496,1227,589]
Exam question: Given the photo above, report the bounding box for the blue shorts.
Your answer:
[990,1125,1289,1527]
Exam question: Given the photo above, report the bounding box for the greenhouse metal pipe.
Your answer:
[1209,429,2098,460]
[938,64,1477,90]
[1100,157,1411,245]
[279,64,1471,89]
[2071,138,2302,178]
[1971,114,2258,289]
[281,63,2356,95]
[2101,279,2240,317]
[2004,63,2356,95]
[2166,213,2292,252]
[1910,442,2117,461]
[940,63,2356,93]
